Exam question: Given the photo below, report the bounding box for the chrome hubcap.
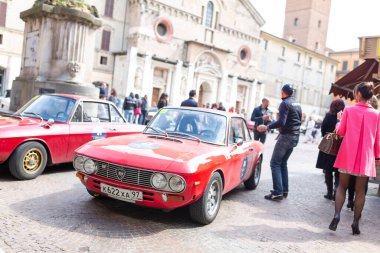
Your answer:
[206,180,220,216]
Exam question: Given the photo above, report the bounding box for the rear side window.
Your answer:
[82,102,110,122]
[110,105,125,122]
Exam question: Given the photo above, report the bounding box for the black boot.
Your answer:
[324,171,333,200]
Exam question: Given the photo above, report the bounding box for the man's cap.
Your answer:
[282,84,294,95]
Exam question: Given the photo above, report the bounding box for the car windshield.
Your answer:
[145,108,227,145]
[16,95,76,123]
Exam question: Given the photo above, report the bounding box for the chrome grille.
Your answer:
[95,160,154,188]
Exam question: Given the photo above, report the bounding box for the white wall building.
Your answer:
[258,31,337,117]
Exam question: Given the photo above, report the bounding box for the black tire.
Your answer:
[244,156,262,190]
[87,189,102,198]
[189,172,223,225]
[9,141,48,180]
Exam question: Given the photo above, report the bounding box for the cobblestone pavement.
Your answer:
[0,134,380,253]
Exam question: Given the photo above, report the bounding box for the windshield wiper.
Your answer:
[145,126,168,137]
[0,112,24,120]
[22,111,43,122]
[167,131,201,143]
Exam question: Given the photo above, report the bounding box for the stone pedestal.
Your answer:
[10,4,102,111]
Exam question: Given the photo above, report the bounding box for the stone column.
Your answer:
[125,47,138,97]
[165,69,173,100]
[186,63,195,93]
[170,60,183,106]
[247,81,257,116]
[229,76,238,109]
[10,4,102,110]
[217,72,228,104]
[141,52,152,97]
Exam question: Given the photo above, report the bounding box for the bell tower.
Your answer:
[283,0,331,54]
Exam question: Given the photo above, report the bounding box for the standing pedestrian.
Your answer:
[108,88,122,111]
[157,93,168,109]
[99,82,107,98]
[181,90,198,107]
[251,98,271,144]
[133,94,142,124]
[211,103,218,110]
[304,116,315,143]
[328,82,380,235]
[139,95,148,125]
[217,102,226,111]
[123,92,135,123]
[316,99,345,200]
[257,84,302,201]
[346,95,379,211]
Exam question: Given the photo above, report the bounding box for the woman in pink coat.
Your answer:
[329,82,380,235]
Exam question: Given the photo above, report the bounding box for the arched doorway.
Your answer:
[198,82,213,107]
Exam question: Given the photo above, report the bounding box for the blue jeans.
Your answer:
[270,134,299,195]
[139,110,147,125]
[124,110,134,123]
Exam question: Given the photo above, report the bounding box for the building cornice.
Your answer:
[260,31,339,64]
[239,0,265,27]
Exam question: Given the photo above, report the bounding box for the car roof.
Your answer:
[164,106,244,119]
[44,94,112,104]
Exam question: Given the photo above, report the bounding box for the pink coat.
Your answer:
[334,102,380,177]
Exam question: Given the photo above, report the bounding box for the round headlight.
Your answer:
[168,176,186,192]
[151,173,167,189]
[83,159,97,174]
[73,156,85,172]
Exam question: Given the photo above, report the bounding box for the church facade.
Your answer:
[112,0,265,114]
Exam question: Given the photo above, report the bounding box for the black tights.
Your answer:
[334,173,368,224]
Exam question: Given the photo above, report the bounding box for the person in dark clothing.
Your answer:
[123,92,135,123]
[316,99,345,200]
[217,102,226,111]
[139,95,148,125]
[181,90,198,107]
[251,98,271,143]
[257,84,302,201]
[157,93,168,109]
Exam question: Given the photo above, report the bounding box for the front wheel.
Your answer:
[244,156,262,190]
[9,142,48,180]
[189,172,223,225]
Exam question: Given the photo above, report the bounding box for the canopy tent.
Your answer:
[329,59,380,100]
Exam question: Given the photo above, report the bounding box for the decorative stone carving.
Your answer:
[67,62,81,77]
[180,77,187,96]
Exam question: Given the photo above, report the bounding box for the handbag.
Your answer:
[318,129,342,155]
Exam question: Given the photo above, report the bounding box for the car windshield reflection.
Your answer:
[144,108,227,145]
[16,95,76,123]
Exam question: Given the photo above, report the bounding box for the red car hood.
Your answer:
[0,116,42,129]
[76,134,222,173]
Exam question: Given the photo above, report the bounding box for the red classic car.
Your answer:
[0,94,144,180]
[74,107,264,224]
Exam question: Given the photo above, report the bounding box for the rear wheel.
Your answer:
[9,142,48,180]
[244,156,262,190]
[189,172,223,225]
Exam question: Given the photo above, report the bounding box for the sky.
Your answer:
[251,0,380,52]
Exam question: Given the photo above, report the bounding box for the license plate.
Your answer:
[100,183,143,202]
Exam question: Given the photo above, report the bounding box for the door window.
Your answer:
[82,102,110,123]
[229,117,250,145]
[110,104,125,123]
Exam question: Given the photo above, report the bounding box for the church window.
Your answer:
[154,17,173,43]
[297,52,301,62]
[205,1,214,28]
[315,42,319,50]
[101,30,111,51]
[281,47,286,57]
[318,20,322,28]
[0,34,3,45]
[100,56,108,65]
[293,18,298,26]
[238,46,251,66]
[104,0,114,18]
[157,23,167,36]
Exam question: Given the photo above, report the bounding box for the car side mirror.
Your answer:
[42,118,54,128]
[234,137,244,146]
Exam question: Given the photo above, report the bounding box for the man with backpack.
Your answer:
[123,92,135,123]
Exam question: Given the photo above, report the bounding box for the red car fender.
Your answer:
[1,137,53,164]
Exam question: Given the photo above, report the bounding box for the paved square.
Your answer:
[0,134,379,253]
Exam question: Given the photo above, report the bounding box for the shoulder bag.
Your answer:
[318,129,342,156]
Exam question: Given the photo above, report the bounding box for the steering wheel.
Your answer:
[55,111,66,121]
[199,130,215,140]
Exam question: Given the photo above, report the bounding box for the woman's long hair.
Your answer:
[329,99,345,115]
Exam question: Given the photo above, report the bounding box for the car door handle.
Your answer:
[249,148,254,151]
[108,128,117,131]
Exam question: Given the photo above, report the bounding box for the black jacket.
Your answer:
[316,113,339,171]
[123,96,135,110]
[157,99,167,109]
[268,96,302,135]
[251,105,270,128]
[181,98,198,107]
